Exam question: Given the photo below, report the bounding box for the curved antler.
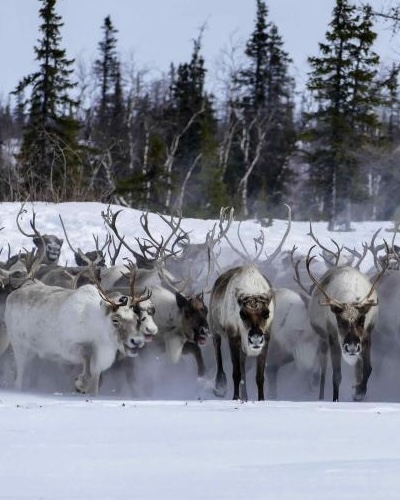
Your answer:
[267,204,292,262]
[16,203,42,240]
[306,245,342,307]
[125,260,152,306]
[308,221,343,267]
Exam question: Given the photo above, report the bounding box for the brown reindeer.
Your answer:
[208,265,275,401]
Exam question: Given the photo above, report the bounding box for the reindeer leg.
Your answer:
[239,349,248,401]
[353,336,372,401]
[182,342,205,378]
[266,342,293,400]
[256,344,268,401]
[213,333,227,398]
[329,336,342,402]
[266,365,278,401]
[318,336,328,400]
[75,343,95,394]
[310,325,329,400]
[12,344,32,391]
[228,336,242,400]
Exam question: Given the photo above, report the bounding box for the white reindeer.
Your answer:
[208,265,275,401]
[267,287,319,399]
[110,283,209,378]
[307,246,383,402]
[4,281,152,394]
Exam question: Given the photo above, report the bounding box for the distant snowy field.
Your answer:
[0,201,399,499]
[0,201,392,271]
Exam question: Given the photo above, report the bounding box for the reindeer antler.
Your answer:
[290,245,313,297]
[308,222,343,267]
[267,204,292,262]
[16,203,42,240]
[59,215,102,269]
[101,207,141,260]
[124,260,152,305]
[306,245,342,307]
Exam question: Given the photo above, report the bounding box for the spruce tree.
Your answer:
[167,31,219,216]
[93,16,122,133]
[14,0,81,200]
[230,0,296,217]
[92,16,128,192]
[305,0,382,228]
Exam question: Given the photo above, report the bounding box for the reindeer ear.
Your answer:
[357,300,378,315]
[75,252,85,266]
[33,236,41,247]
[175,292,188,310]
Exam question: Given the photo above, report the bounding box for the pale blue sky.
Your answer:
[0,0,397,99]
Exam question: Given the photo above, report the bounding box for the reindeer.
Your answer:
[4,273,155,395]
[102,207,209,383]
[366,227,400,275]
[266,287,319,400]
[306,246,384,402]
[208,265,275,401]
[4,204,63,272]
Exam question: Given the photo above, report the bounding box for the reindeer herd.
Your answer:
[0,203,399,402]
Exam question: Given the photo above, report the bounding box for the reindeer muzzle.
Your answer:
[248,328,265,349]
[124,336,145,357]
[343,341,361,356]
[195,326,209,346]
[47,245,61,261]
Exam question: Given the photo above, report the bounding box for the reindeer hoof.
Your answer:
[353,388,366,401]
[75,374,90,393]
[213,387,226,398]
[213,375,226,398]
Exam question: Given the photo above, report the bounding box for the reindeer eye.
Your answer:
[240,310,247,320]
[112,317,120,326]
[263,310,270,320]
[132,305,141,315]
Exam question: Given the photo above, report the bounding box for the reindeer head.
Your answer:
[306,245,382,365]
[16,204,63,266]
[327,299,377,364]
[237,292,274,355]
[101,295,146,357]
[131,294,158,343]
[75,250,106,268]
[176,292,209,345]
[33,235,63,265]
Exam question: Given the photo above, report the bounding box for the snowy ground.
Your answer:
[0,201,399,499]
[0,393,399,500]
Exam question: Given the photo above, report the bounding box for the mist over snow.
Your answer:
[0,201,400,499]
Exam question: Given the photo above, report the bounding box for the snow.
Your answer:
[0,201,399,500]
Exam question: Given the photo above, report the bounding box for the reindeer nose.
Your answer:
[195,327,209,345]
[344,342,361,355]
[130,337,144,349]
[199,326,209,337]
[248,329,265,349]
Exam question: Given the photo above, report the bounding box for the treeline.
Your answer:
[1,0,400,225]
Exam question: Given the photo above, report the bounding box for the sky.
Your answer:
[0,201,400,498]
[0,0,398,100]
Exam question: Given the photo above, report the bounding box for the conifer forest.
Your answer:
[2,0,400,227]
